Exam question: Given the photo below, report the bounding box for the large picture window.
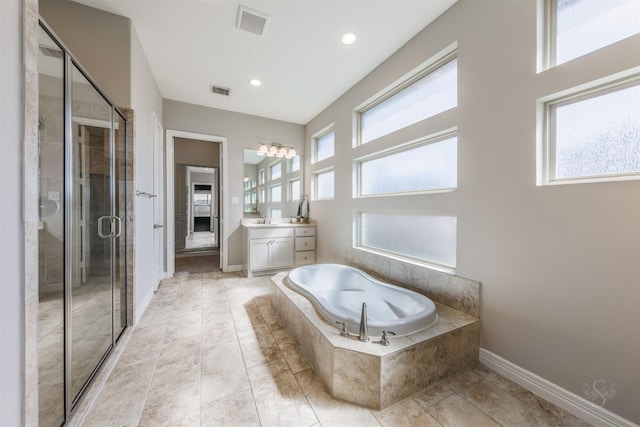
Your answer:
[356,211,456,269]
[357,134,457,196]
[359,55,457,144]
[542,78,640,183]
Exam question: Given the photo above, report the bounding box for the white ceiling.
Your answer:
[74,0,457,125]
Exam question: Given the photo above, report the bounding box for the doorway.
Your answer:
[176,166,220,252]
[166,131,228,276]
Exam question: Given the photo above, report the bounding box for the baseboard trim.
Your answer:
[134,286,155,325]
[226,264,244,272]
[479,348,638,427]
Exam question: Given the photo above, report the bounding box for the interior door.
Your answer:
[174,164,186,250]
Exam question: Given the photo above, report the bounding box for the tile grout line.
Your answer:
[223,277,264,427]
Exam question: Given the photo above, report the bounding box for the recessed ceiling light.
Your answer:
[341,32,357,45]
[249,79,262,87]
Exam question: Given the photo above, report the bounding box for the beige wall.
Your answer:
[175,137,220,167]
[163,100,305,267]
[304,0,640,422]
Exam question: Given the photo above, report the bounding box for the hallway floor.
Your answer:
[76,270,590,426]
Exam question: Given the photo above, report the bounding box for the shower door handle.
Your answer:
[97,216,121,239]
[112,216,122,238]
[97,216,111,238]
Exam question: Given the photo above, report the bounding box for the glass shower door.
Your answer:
[68,63,116,405]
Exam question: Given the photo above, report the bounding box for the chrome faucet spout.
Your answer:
[358,302,369,342]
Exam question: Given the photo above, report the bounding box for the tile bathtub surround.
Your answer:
[270,272,480,410]
[77,270,589,427]
[346,248,480,318]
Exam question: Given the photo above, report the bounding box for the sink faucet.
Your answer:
[359,302,369,342]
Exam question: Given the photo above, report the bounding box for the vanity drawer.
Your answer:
[295,227,315,237]
[249,227,293,239]
[295,236,315,251]
[295,251,315,265]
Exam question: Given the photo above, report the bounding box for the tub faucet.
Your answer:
[335,321,349,337]
[359,302,369,342]
[379,330,396,346]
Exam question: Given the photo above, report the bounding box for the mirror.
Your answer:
[243,149,303,219]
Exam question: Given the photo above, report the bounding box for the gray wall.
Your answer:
[305,0,640,422]
[130,22,164,320]
[1,0,24,424]
[163,100,305,267]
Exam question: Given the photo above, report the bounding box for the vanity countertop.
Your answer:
[242,219,315,228]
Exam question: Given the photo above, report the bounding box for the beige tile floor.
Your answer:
[77,271,591,426]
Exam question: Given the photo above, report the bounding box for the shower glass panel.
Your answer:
[37,25,65,427]
[69,63,114,404]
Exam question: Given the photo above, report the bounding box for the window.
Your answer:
[314,169,334,199]
[270,185,281,202]
[289,179,301,201]
[258,169,265,184]
[313,129,334,163]
[270,162,281,180]
[259,188,265,204]
[359,55,457,144]
[290,156,300,173]
[548,0,640,67]
[358,135,457,196]
[357,211,456,269]
[270,208,282,219]
[542,78,640,183]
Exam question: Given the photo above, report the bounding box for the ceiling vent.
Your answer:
[236,5,268,36]
[211,85,230,96]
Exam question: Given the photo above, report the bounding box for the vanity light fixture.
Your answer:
[256,143,298,158]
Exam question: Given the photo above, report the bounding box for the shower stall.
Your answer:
[38,21,130,426]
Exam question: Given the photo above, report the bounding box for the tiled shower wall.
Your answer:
[24,0,41,423]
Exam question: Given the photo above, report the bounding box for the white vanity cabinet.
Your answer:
[243,223,316,277]
[294,227,316,265]
[244,227,294,276]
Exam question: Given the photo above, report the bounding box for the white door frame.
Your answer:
[165,129,228,276]
[152,112,165,290]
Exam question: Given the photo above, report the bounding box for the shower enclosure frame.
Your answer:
[39,18,130,424]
